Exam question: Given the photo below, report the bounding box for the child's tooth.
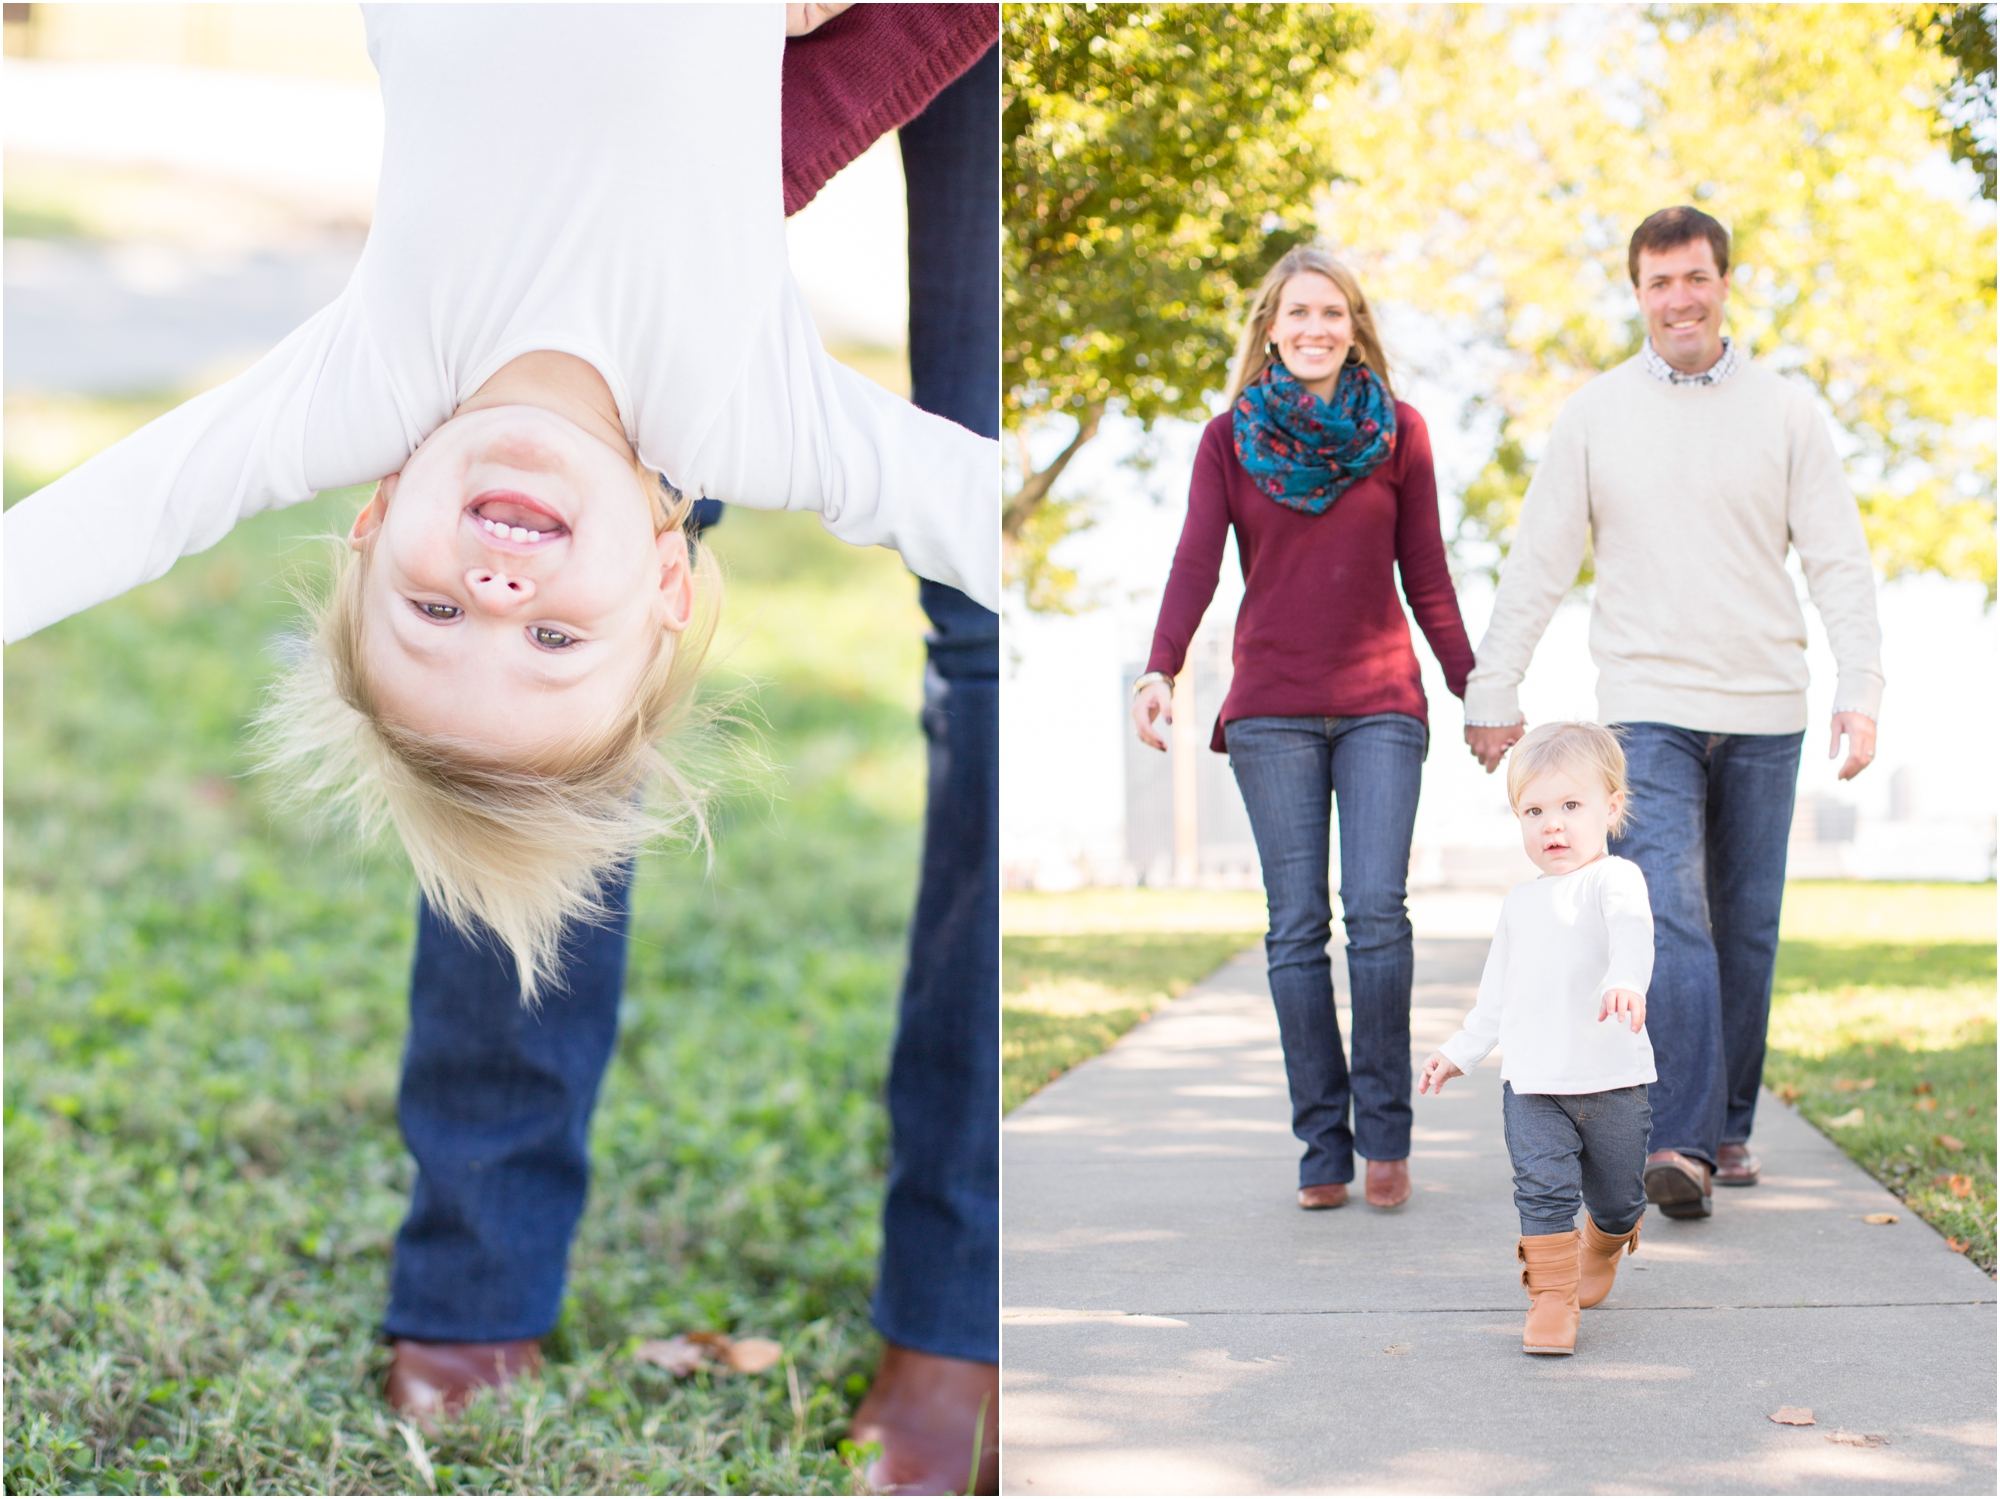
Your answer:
[526,529,541,541]
[510,526,530,541]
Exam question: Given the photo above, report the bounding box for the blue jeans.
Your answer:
[1501,1083,1651,1237]
[1226,713,1427,1186]
[1607,723,1803,1168]
[383,46,1001,1358]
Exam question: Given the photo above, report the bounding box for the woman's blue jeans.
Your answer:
[1226,713,1427,1188]
[1607,723,1803,1168]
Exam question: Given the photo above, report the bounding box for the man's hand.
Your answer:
[1132,680,1173,752]
[1418,1050,1464,1095]
[1465,721,1526,774]
[1830,711,1876,782]
[1598,988,1647,1033]
[785,3,853,36]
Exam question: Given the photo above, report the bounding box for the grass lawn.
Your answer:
[1001,891,1263,1114]
[1762,882,1995,1275]
[1002,882,1997,1277]
[5,395,931,1493]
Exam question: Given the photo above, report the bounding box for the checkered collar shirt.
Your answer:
[1641,334,1740,386]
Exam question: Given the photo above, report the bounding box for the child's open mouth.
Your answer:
[468,491,568,545]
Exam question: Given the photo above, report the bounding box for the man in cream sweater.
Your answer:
[1462,206,1883,1221]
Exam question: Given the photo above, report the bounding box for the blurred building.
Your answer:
[3,4,372,80]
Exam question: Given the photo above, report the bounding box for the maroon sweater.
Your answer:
[1147,404,1476,752]
[782,5,999,216]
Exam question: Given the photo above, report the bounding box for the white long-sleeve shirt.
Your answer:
[1438,856,1658,1095]
[1462,357,1883,735]
[2,4,999,643]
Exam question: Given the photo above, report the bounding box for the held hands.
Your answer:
[1830,711,1876,782]
[1418,1050,1464,1095]
[1465,721,1525,774]
[1132,679,1174,753]
[1599,988,1647,1033]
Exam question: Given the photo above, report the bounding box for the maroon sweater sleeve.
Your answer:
[1146,422,1233,678]
[782,5,999,217]
[1390,410,1476,698]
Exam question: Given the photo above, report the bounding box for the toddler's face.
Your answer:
[1514,766,1622,877]
[351,405,691,757]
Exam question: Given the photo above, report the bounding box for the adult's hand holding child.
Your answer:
[1598,987,1646,1033]
[1465,721,1525,773]
[1418,1050,1463,1095]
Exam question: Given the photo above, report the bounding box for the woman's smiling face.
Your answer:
[351,403,691,756]
[1271,271,1354,400]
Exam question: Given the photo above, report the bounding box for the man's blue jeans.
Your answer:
[383,46,1000,1357]
[1607,723,1803,1168]
[1226,713,1427,1187]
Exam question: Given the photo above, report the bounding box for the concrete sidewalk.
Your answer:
[1002,939,1997,1495]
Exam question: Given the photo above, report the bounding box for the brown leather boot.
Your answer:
[848,1343,998,1495]
[1518,1233,1580,1355]
[385,1338,542,1424]
[1297,1182,1348,1209]
[1364,1158,1411,1208]
[1577,1213,1642,1309]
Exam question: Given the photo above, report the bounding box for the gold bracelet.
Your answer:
[1131,671,1174,699]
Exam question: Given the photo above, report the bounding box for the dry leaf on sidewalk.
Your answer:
[1825,1429,1890,1448]
[1863,1213,1899,1225]
[635,1331,783,1377]
[1381,1344,1410,1356]
[1769,1407,1815,1426]
[1823,1108,1865,1129]
[1937,1134,1965,1152]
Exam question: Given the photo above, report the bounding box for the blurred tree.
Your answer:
[1324,4,1995,598]
[1002,2,1371,608]
[1909,3,1996,198]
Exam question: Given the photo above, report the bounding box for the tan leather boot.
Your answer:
[1578,1213,1642,1309]
[1518,1233,1580,1355]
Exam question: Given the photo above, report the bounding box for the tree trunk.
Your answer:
[1001,404,1104,540]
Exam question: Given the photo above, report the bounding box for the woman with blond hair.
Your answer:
[1132,246,1475,1211]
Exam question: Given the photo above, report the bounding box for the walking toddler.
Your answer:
[1419,722,1656,1355]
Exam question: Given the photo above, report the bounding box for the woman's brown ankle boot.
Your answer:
[1578,1213,1641,1309]
[1518,1233,1580,1355]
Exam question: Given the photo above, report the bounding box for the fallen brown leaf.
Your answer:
[1832,1077,1876,1092]
[1776,1083,1802,1104]
[1913,1096,1938,1113]
[1381,1344,1410,1356]
[1937,1134,1966,1152]
[1825,1430,1890,1448]
[1947,1236,1971,1253]
[1863,1213,1899,1225]
[635,1331,783,1378]
[1823,1107,1865,1129]
[1769,1407,1815,1426]
[1914,1081,1933,1095]
[1947,1174,1974,1199]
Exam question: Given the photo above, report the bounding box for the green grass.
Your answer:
[1000,895,1261,1112]
[1763,883,1995,1276]
[5,402,932,1493]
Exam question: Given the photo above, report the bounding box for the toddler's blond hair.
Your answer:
[1506,722,1632,836]
[255,468,723,1004]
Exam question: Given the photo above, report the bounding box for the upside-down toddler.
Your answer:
[1419,722,1657,1355]
[1,6,998,1000]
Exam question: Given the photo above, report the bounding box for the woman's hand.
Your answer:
[1599,988,1647,1033]
[1418,1051,1463,1095]
[1465,721,1525,773]
[785,3,853,36]
[1132,679,1174,752]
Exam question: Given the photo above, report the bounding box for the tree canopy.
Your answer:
[1004,4,1996,610]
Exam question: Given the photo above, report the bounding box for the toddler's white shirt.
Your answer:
[2,4,999,643]
[1437,856,1657,1095]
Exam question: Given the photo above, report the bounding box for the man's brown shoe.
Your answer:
[1715,1142,1761,1187]
[848,1342,998,1495]
[385,1338,542,1423]
[1297,1182,1349,1209]
[1644,1149,1713,1219]
[1365,1157,1411,1208]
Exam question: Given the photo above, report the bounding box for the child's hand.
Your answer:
[1599,988,1646,1033]
[1418,1050,1463,1095]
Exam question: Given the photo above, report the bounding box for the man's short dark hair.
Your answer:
[1628,207,1730,285]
